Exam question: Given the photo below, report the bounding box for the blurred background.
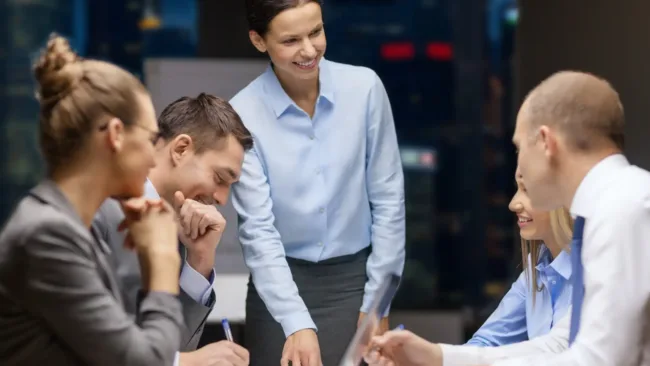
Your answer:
[1,0,649,345]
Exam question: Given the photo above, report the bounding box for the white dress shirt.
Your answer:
[440,308,570,365]
[487,154,650,366]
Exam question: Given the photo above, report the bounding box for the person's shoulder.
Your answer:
[612,165,650,201]
[325,59,379,88]
[622,166,650,210]
[230,72,267,111]
[230,72,271,131]
[1,195,78,250]
[595,165,650,221]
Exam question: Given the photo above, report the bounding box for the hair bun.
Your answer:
[33,34,83,103]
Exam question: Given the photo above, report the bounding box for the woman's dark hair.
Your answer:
[245,0,323,36]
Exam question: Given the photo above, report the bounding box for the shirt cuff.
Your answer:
[361,294,392,317]
[465,338,489,347]
[280,310,318,338]
[439,344,483,366]
[179,260,215,306]
[173,351,180,366]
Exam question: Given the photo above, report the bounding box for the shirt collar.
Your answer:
[570,154,629,218]
[535,245,572,280]
[144,179,160,199]
[262,58,335,118]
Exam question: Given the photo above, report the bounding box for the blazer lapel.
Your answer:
[90,226,124,304]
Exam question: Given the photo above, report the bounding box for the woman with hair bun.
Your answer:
[0,34,183,365]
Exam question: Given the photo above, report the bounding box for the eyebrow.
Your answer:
[281,23,324,38]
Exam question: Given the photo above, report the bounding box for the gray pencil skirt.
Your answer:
[244,247,370,366]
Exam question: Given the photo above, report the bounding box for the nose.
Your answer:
[508,198,521,213]
[212,188,230,206]
[301,39,317,58]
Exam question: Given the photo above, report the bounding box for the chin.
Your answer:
[117,183,146,200]
[519,229,538,241]
[293,67,319,81]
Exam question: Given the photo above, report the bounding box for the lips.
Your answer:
[293,58,317,70]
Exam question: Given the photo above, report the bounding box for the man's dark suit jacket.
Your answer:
[93,198,215,351]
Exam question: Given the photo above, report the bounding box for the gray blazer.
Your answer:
[0,181,183,365]
[93,198,215,351]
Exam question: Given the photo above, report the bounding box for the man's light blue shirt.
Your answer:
[467,246,573,346]
[143,179,215,305]
[144,180,215,366]
[230,59,406,337]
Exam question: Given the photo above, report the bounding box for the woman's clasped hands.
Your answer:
[118,197,181,294]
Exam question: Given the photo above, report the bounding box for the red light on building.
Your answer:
[381,42,415,61]
[419,151,436,168]
[426,42,453,61]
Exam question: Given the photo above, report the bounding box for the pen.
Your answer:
[222,318,234,342]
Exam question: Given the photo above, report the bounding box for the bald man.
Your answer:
[489,71,650,366]
[363,71,650,366]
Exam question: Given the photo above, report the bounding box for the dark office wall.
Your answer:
[0,1,75,224]
[197,0,263,58]
[516,0,650,169]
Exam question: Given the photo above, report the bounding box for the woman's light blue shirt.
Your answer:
[229,59,406,337]
[466,246,573,346]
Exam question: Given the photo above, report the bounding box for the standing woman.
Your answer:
[0,35,183,365]
[230,1,406,365]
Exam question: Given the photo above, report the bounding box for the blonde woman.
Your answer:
[363,168,576,366]
[466,168,574,346]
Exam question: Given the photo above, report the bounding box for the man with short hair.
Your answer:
[487,70,650,366]
[365,71,650,366]
[93,93,253,366]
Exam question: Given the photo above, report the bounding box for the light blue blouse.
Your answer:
[466,246,573,346]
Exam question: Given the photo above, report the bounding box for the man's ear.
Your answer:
[539,125,558,159]
[169,134,193,166]
[249,30,267,53]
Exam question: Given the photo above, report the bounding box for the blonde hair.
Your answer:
[33,34,147,174]
[520,207,574,305]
